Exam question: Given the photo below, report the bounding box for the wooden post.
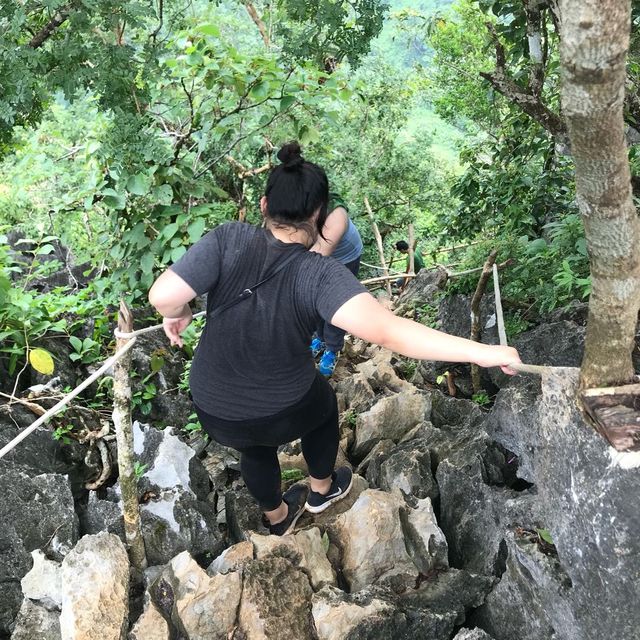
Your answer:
[408,223,415,277]
[470,250,498,394]
[364,197,392,297]
[113,300,147,570]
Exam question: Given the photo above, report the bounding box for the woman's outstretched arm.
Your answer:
[331,292,520,373]
[149,270,198,347]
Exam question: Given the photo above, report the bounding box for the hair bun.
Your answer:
[277,141,304,170]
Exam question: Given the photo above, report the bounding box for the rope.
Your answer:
[114,311,206,339]
[492,263,546,376]
[0,337,138,460]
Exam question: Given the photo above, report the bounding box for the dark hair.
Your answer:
[264,141,329,241]
[396,240,409,251]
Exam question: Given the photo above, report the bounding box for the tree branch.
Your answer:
[29,5,72,48]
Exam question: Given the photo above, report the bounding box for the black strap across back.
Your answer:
[209,239,305,320]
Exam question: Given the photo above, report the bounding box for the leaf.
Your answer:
[536,528,554,546]
[127,173,151,196]
[298,124,320,145]
[140,252,154,274]
[69,336,83,352]
[197,24,220,37]
[152,184,174,205]
[187,218,206,242]
[171,246,187,262]
[279,95,296,112]
[321,531,330,553]
[29,348,54,375]
[150,354,165,374]
[250,81,270,101]
[101,189,126,210]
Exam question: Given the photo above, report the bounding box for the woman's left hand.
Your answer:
[162,306,193,347]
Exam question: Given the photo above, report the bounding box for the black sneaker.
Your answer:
[268,483,308,536]
[305,466,353,514]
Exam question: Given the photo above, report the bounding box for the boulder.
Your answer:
[202,439,240,487]
[395,266,449,308]
[238,556,314,639]
[311,585,395,640]
[0,470,77,635]
[10,598,61,640]
[436,293,498,345]
[250,527,335,590]
[401,497,448,573]
[128,593,170,640]
[378,438,438,501]
[484,377,542,483]
[354,347,414,393]
[472,531,575,640]
[331,489,419,592]
[59,532,129,640]
[352,390,431,458]
[453,628,497,640]
[159,551,242,639]
[20,550,62,609]
[225,483,269,543]
[207,540,254,576]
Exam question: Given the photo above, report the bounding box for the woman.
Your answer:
[309,193,363,376]
[149,142,520,537]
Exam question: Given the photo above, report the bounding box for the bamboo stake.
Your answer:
[113,301,147,571]
[470,250,498,393]
[364,197,392,297]
[361,273,417,286]
[408,223,415,278]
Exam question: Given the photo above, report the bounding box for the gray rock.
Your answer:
[357,439,396,486]
[334,372,376,414]
[207,540,254,576]
[0,470,77,635]
[250,527,335,590]
[484,377,542,483]
[312,585,395,640]
[130,332,192,428]
[80,490,126,539]
[20,550,62,610]
[379,438,438,501]
[128,592,170,640]
[331,489,419,592]
[534,369,640,640]
[160,551,242,639]
[473,532,575,640]
[437,453,539,576]
[202,439,240,488]
[436,293,498,345]
[238,556,314,639]
[396,266,449,308]
[354,347,415,394]
[225,483,269,543]
[59,532,129,640]
[10,598,61,640]
[353,390,431,458]
[453,628,496,640]
[401,497,448,573]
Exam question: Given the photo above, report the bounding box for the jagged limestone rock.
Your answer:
[312,585,394,640]
[207,540,254,576]
[128,593,170,640]
[453,628,497,640]
[354,347,414,394]
[238,556,314,639]
[401,497,448,574]
[20,550,62,610]
[160,551,241,640]
[59,532,129,640]
[250,527,335,590]
[331,489,418,592]
[10,598,61,640]
[352,390,431,458]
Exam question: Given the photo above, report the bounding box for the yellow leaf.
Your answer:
[29,348,55,375]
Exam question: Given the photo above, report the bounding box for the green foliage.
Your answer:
[69,336,101,364]
[471,390,490,406]
[343,409,358,428]
[280,468,306,482]
[133,461,148,479]
[53,423,74,445]
[183,412,205,436]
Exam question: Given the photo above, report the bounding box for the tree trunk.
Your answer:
[364,197,393,297]
[559,0,640,388]
[113,301,147,570]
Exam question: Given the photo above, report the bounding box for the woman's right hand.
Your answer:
[474,344,522,375]
[162,305,193,348]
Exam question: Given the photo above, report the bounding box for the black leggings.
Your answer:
[195,373,339,511]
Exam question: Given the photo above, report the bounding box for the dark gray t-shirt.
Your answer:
[170,222,366,420]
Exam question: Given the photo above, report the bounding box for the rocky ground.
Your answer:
[2,264,640,639]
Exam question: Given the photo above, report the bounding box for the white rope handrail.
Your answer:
[113,311,207,339]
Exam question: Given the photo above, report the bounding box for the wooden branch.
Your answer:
[243,1,270,47]
[113,301,147,570]
[364,197,392,297]
[408,224,415,277]
[433,240,483,254]
[470,250,498,393]
[29,6,72,48]
[480,22,566,139]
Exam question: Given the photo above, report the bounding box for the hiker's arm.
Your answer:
[149,270,197,347]
[331,292,520,372]
[310,207,349,256]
